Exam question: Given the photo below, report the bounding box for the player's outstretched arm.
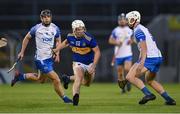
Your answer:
[18,32,31,60]
[53,39,69,53]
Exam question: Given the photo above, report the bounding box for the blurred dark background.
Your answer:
[0,0,180,83]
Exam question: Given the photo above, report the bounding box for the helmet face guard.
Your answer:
[72,20,86,38]
[40,9,52,18]
[40,9,52,26]
[72,20,85,31]
[126,11,141,28]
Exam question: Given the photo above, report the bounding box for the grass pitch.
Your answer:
[0,83,179,113]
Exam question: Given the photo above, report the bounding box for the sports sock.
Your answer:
[161,92,173,102]
[18,73,26,81]
[141,87,152,95]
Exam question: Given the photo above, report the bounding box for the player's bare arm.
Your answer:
[127,36,135,45]
[53,39,69,53]
[88,46,101,74]
[18,32,31,60]
[54,38,61,62]
[108,36,122,46]
[137,41,147,74]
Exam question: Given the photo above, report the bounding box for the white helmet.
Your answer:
[72,20,85,30]
[126,11,141,25]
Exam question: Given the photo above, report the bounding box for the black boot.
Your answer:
[73,93,79,106]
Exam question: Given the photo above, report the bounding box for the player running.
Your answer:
[125,11,176,105]
[109,13,133,93]
[11,9,72,103]
[53,20,101,106]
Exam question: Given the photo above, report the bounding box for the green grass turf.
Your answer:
[0,83,179,113]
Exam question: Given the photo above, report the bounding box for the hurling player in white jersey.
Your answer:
[125,11,176,105]
[11,9,72,103]
[109,13,133,93]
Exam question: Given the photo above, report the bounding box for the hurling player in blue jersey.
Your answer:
[125,11,176,105]
[53,20,101,106]
[11,9,72,103]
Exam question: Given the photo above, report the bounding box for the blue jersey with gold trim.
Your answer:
[67,32,97,65]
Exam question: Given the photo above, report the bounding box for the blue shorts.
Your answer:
[35,58,54,74]
[138,57,163,73]
[115,56,132,66]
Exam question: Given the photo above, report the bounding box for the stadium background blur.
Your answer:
[0,0,180,84]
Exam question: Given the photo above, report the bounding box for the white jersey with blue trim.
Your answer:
[134,24,162,58]
[29,23,61,60]
[111,26,133,58]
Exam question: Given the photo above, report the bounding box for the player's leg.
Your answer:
[117,65,126,93]
[11,70,45,86]
[126,63,148,89]
[38,75,48,83]
[145,71,176,105]
[25,70,47,83]
[61,74,75,89]
[11,59,46,86]
[36,58,72,103]
[81,71,95,87]
[70,75,75,81]
[126,63,156,104]
[72,66,84,106]
[111,55,115,66]
[47,70,72,103]
[62,72,94,88]
[124,60,132,91]
[115,58,127,92]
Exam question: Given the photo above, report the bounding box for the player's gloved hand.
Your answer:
[136,62,144,74]
[18,52,24,60]
[88,63,96,74]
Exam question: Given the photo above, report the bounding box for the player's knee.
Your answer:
[125,76,130,81]
[147,80,153,85]
[117,69,123,76]
[117,67,123,72]
[118,72,123,78]
[124,67,130,72]
[126,75,132,82]
[53,78,61,85]
[75,76,83,85]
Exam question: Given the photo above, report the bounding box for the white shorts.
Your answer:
[73,62,92,72]
[73,62,95,78]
